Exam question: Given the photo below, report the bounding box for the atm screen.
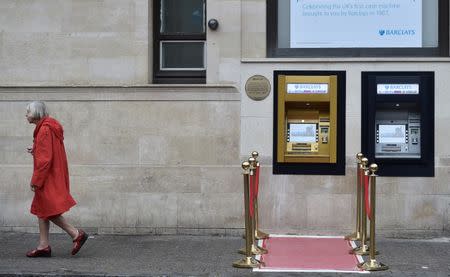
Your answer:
[378,124,406,144]
[289,123,316,143]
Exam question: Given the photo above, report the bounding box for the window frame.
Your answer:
[159,40,206,71]
[153,0,206,84]
[266,0,449,58]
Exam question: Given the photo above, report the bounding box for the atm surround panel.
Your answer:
[361,71,434,177]
[273,70,346,175]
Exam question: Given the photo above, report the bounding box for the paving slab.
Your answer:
[0,232,449,276]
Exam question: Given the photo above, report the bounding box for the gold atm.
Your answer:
[274,71,345,175]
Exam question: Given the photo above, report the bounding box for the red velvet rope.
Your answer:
[255,165,260,198]
[249,174,255,217]
[364,175,372,220]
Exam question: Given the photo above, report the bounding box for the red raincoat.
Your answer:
[30,117,76,219]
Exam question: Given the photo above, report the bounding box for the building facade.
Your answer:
[0,0,449,236]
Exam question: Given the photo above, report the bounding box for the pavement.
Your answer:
[0,232,449,277]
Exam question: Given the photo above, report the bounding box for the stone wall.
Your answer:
[0,0,448,236]
[0,86,242,235]
[0,0,149,85]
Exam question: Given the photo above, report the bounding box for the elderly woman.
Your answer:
[25,101,88,257]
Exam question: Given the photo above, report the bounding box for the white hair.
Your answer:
[26,101,49,120]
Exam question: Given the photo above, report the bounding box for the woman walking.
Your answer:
[25,101,88,257]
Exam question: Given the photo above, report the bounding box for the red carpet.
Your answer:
[254,235,366,273]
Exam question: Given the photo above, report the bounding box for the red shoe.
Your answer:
[72,229,88,255]
[26,245,51,257]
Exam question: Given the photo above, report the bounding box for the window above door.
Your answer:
[267,0,449,58]
[153,0,206,83]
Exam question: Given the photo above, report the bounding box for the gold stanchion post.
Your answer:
[233,161,259,268]
[359,164,389,271]
[251,151,269,240]
[345,153,364,241]
[351,157,370,255]
[239,157,268,255]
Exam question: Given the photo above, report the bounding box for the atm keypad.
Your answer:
[320,127,329,144]
[410,128,419,144]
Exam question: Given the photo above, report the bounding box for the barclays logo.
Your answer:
[379,29,416,36]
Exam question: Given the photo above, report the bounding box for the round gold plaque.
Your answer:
[245,75,271,101]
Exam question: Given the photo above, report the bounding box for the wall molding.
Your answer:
[0,85,240,102]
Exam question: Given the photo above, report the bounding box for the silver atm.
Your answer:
[362,72,434,177]
[375,111,420,159]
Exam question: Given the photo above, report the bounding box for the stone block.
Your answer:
[277,194,308,232]
[166,135,239,166]
[0,1,64,33]
[134,56,148,83]
[0,30,3,62]
[88,57,136,83]
[345,118,361,155]
[213,1,241,33]
[218,33,241,58]
[374,176,399,195]
[284,174,354,195]
[54,101,240,140]
[0,136,33,164]
[377,194,446,231]
[0,1,148,85]
[70,191,177,228]
[306,194,353,230]
[139,136,170,165]
[65,135,139,165]
[396,177,439,195]
[241,0,266,58]
[0,193,34,226]
[218,58,240,85]
[0,166,32,194]
[2,33,50,66]
[240,117,272,158]
[63,1,135,33]
[400,195,447,230]
[241,32,266,58]
[70,166,202,194]
[435,118,450,155]
[207,39,220,83]
[435,167,450,194]
[242,1,266,33]
[177,193,243,228]
[373,194,402,229]
[200,167,242,194]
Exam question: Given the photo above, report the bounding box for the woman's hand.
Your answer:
[27,147,33,155]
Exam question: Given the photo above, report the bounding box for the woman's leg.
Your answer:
[49,215,78,239]
[37,218,50,249]
[50,215,88,255]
